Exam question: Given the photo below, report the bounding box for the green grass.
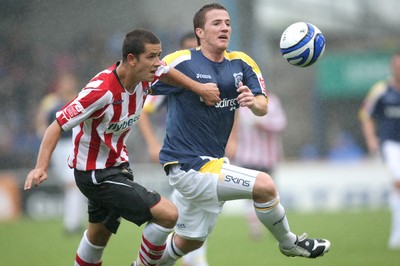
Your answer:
[1,210,398,265]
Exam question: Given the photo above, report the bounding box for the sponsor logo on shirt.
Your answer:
[106,113,140,134]
[196,73,212,79]
[215,97,238,111]
[385,106,400,118]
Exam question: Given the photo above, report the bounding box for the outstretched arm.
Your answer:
[24,120,63,190]
[160,68,221,106]
[360,116,379,155]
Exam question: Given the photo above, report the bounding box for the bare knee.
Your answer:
[253,172,277,202]
[150,197,178,229]
[87,223,112,246]
[174,234,204,254]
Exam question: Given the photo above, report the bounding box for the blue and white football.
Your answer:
[280,22,326,67]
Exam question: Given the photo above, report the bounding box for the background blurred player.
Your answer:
[152,3,330,265]
[226,91,287,240]
[139,31,209,266]
[359,52,400,249]
[24,29,220,266]
[36,72,87,235]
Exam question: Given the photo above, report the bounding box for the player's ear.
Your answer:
[127,53,138,66]
[195,28,204,40]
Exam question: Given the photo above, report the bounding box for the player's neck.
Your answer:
[200,46,225,62]
[116,63,139,93]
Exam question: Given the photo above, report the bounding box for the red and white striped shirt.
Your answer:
[233,92,287,171]
[56,62,169,171]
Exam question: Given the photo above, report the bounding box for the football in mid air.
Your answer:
[280,22,326,67]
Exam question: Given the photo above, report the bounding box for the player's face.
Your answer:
[135,43,163,82]
[198,9,231,51]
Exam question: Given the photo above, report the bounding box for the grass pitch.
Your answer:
[1,209,398,265]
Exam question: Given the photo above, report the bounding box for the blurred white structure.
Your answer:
[223,158,390,214]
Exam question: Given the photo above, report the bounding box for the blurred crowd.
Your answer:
[0,6,119,169]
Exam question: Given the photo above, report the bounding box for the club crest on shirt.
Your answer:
[233,72,243,87]
[63,102,83,119]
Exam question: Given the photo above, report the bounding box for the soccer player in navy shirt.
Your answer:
[139,32,210,266]
[152,3,330,265]
[360,52,400,249]
[24,29,220,266]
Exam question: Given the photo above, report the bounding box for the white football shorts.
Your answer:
[382,140,400,181]
[167,158,259,240]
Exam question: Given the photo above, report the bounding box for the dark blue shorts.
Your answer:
[74,164,161,234]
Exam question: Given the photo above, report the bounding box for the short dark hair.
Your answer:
[122,29,160,62]
[193,3,227,45]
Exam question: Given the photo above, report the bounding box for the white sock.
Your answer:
[254,196,297,249]
[135,222,173,266]
[157,233,185,266]
[75,230,105,266]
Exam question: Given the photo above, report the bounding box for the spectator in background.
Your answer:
[139,31,209,266]
[36,73,87,234]
[226,91,287,240]
[359,52,400,249]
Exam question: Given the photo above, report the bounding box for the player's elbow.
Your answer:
[252,105,268,116]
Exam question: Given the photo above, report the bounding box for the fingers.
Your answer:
[237,83,254,107]
[236,82,250,93]
[24,170,46,190]
[24,172,35,190]
[24,176,32,190]
[202,83,221,105]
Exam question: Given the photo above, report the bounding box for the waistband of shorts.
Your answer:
[75,162,130,174]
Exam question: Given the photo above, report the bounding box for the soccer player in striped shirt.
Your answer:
[152,4,330,265]
[24,29,220,266]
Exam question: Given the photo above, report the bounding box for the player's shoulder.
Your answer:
[224,50,261,73]
[367,80,388,99]
[80,68,117,103]
[85,64,118,90]
[163,49,196,66]
[224,50,252,61]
